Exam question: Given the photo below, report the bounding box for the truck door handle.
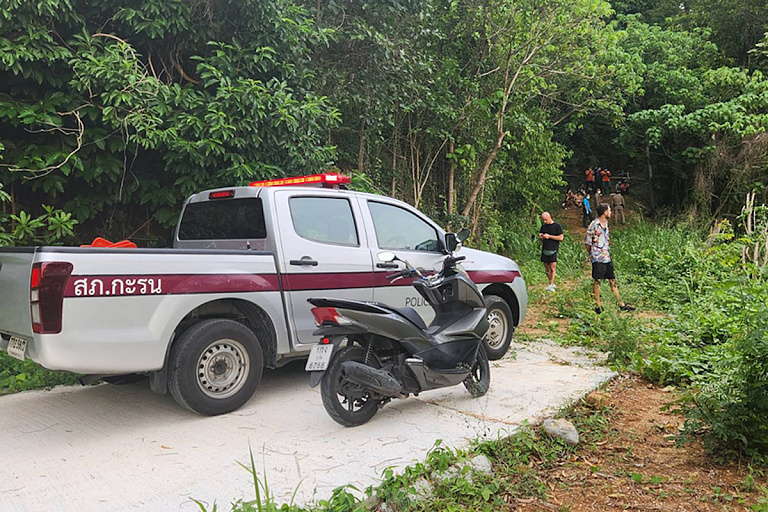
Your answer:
[376,262,400,269]
[290,259,318,267]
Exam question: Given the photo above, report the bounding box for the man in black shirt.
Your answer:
[539,212,564,292]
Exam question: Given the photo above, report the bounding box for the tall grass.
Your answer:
[547,216,768,459]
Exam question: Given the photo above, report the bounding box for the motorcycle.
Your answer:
[305,230,491,427]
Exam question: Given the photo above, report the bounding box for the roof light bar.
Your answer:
[249,173,351,188]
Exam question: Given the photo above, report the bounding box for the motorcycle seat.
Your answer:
[393,307,428,331]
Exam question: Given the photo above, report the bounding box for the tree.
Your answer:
[0,0,339,241]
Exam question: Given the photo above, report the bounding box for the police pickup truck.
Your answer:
[0,174,527,415]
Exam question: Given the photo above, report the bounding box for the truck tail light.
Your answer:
[30,262,73,334]
[208,190,235,200]
[310,307,353,327]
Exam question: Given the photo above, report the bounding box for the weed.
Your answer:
[752,486,768,512]
[0,352,80,394]
[192,445,363,512]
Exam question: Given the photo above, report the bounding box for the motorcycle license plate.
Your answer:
[7,336,27,362]
[305,344,334,372]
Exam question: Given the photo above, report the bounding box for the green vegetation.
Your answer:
[1,0,767,242]
[514,210,768,459]
[0,352,80,394]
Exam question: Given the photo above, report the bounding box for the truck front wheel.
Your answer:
[168,319,264,415]
[483,295,515,360]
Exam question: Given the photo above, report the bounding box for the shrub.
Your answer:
[683,289,768,457]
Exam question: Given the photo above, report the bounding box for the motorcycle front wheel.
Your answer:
[320,346,382,427]
[464,344,490,398]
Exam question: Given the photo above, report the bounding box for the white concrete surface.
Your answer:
[0,341,615,511]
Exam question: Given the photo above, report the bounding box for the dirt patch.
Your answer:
[517,377,764,511]
[517,296,570,338]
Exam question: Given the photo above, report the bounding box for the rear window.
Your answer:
[178,198,267,240]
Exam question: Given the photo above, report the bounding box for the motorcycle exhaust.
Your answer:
[341,362,404,397]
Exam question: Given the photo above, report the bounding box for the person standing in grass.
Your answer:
[585,167,595,193]
[600,167,612,194]
[539,212,564,292]
[585,203,635,314]
[582,193,593,228]
[611,190,626,224]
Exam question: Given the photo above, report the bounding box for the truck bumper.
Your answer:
[510,275,528,325]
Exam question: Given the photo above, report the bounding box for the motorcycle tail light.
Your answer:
[310,307,352,326]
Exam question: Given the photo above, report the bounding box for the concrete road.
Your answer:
[0,342,614,511]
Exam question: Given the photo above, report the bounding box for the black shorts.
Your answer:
[541,251,558,263]
[592,261,616,280]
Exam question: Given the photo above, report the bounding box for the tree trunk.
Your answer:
[10,183,16,232]
[447,139,455,214]
[470,183,485,238]
[391,109,398,198]
[645,138,654,215]
[357,118,366,173]
[391,137,397,198]
[461,131,504,217]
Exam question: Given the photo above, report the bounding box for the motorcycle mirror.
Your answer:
[457,228,470,243]
[377,251,397,262]
[445,233,459,252]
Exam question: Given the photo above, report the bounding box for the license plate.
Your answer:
[305,344,334,372]
[7,336,27,362]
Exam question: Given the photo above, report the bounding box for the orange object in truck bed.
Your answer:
[80,237,137,248]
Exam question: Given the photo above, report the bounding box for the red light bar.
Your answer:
[209,190,235,200]
[249,173,351,188]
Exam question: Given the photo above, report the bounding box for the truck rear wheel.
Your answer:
[168,319,263,415]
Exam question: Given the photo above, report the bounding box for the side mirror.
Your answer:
[377,251,396,262]
[445,233,459,253]
[457,228,470,243]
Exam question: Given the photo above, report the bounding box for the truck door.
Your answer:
[274,191,374,347]
[360,199,446,324]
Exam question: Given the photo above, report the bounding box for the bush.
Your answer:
[556,215,768,457]
[683,288,768,457]
[0,352,80,394]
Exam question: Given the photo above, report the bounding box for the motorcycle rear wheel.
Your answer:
[464,344,490,398]
[321,346,382,427]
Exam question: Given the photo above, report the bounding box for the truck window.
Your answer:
[368,201,440,252]
[289,197,359,246]
[178,198,267,240]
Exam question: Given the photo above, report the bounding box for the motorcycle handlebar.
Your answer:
[443,254,466,269]
[385,254,465,281]
[386,269,412,281]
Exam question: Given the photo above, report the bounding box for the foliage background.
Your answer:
[1,0,765,245]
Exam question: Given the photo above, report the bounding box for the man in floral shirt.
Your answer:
[585,203,635,314]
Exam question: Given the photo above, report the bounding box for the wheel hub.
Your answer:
[196,339,250,399]
[484,310,508,349]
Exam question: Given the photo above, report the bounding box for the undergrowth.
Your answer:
[515,216,768,460]
[0,352,80,394]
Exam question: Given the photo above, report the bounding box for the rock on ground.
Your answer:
[542,418,580,446]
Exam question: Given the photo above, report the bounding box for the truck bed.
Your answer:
[0,246,287,374]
